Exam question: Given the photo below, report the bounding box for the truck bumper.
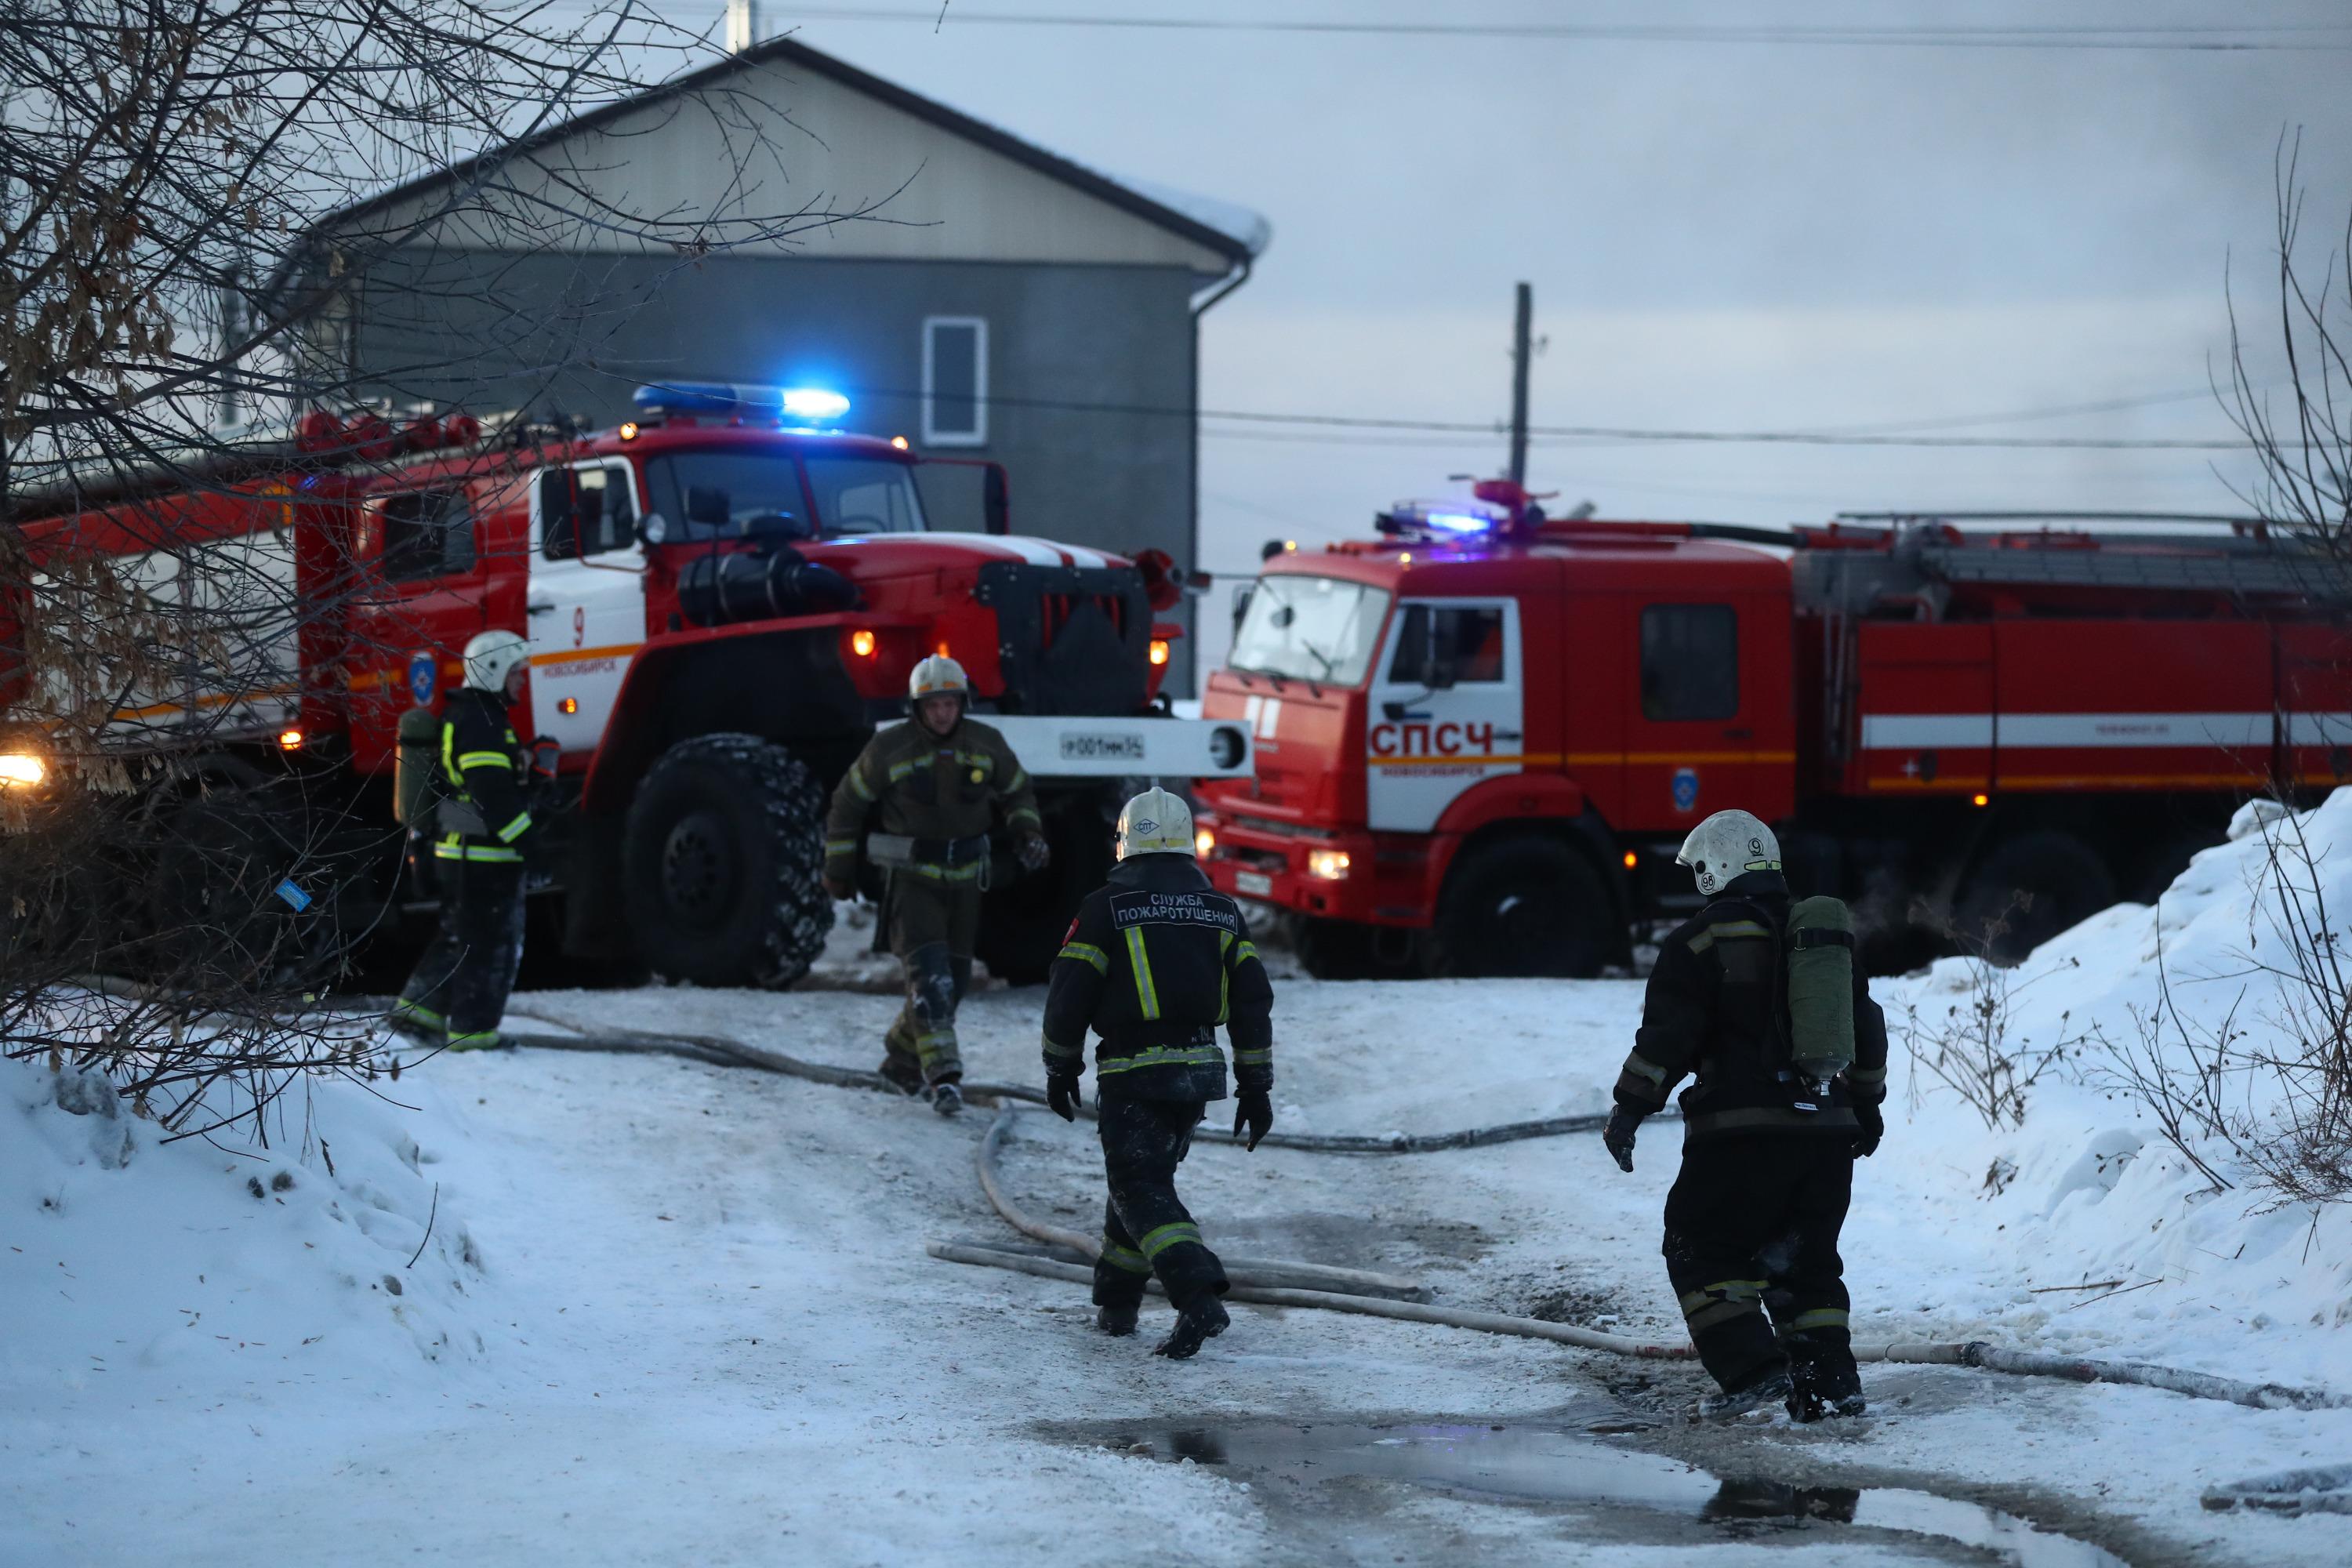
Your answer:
[959,713,1253,781]
[1193,809,1428,926]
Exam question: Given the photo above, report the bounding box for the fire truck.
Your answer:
[1,383,1252,985]
[1192,481,2350,976]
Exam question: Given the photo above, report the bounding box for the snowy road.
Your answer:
[9,946,2349,1565]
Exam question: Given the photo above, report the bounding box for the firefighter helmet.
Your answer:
[463,630,529,694]
[1116,786,1195,860]
[1675,810,1781,898]
[908,654,970,702]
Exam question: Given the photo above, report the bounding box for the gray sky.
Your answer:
[764,2,2352,667]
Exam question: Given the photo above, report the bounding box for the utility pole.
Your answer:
[1508,281,1532,488]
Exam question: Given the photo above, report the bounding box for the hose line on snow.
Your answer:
[73,982,2347,1411]
[956,1105,2352,1412]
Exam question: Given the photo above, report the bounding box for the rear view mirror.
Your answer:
[637,512,670,546]
[684,485,732,530]
[982,463,1010,536]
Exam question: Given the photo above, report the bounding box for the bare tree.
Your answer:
[0,0,886,1134]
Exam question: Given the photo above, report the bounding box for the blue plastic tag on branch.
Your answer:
[274,879,313,913]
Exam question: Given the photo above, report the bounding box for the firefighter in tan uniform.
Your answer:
[823,655,1047,1115]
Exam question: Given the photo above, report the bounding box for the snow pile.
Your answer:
[1867,789,2352,1384]
[1,1044,495,1399]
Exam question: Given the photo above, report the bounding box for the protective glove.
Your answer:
[1047,1073,1083,1123]
[822,872,853,901]
[1232,1090,1273,1152]
[1852,1099,1884,1159]
[1603,1106,1645,1173]
[1017,833,1051,873]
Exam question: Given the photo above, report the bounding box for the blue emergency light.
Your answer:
[1377,498,1512,539]
[631,381,851,426]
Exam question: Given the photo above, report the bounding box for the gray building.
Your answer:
[289,38,1265,685]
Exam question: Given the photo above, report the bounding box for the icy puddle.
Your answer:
[1082,1417,2132,1566]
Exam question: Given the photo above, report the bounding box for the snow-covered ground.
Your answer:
[7,806,2352,1563]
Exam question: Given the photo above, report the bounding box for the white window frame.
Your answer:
[921,315,989,448]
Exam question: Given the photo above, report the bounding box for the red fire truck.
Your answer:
[2,383,1252,985]
[1192,481,2349,976]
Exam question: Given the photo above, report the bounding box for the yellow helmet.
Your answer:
[909,654,969,701]
[1116,786,1195,859]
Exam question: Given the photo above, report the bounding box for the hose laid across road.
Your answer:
[960,1104,2352,1412]
[74,982,2350,1412]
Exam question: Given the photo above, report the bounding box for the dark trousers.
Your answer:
[1093,1097,1229,1311]
[1663,1134,1857,1398]
[398,859,525,1044]
[884,880,981,1084]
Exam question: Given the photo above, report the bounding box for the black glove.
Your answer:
[1232,1091,1273,1152]
[1852,1099,1884,1159]
[1017,834,1051,873]
[1046,1074,1082,1123]
[1603,1106,1645,1173]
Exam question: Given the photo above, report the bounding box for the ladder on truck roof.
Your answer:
[1790,512,2349,610]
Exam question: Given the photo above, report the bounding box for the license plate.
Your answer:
[1058,731,1148,762]
[1235,870,1273,898]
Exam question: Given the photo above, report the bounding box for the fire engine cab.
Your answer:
[3,383,1251,985]
[1193,481,2350,977]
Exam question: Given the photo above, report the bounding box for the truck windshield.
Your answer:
[641,452,927,540]
[1229,575,1392,686]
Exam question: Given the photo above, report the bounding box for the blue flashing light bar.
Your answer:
[632,381,852,426]
[1384,497,1512,537]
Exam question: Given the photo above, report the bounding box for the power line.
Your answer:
[774,6,2352,53]
[822,379,2274,450]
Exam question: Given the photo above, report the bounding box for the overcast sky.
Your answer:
[756,2,2352,670]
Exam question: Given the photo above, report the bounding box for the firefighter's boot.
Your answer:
[1153,1294,1229,1360]
[927,1080,964,1118]
[877,1054,924,1096]
[1699,1365,1792,1421]
[387,999,444,1044]
[1096,1301,1140,1338]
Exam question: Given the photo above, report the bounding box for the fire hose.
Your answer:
[67,980,2352,1410]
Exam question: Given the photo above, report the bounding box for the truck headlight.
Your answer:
[1195,827,1216,857]
[0,752,46,788]
[1306,848,1351,880]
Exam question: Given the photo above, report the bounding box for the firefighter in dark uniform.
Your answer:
[1602,809,1889,1421]
[1040,787,1276,1360]
[390,630,538,1052]
[823,655,1047,1116]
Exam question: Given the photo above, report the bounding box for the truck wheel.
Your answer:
[622,735,833,989]
[1428,835,1613,979]
[976,802,1116,986]
[1958,829,2116,964]
[1294,915,1377,981]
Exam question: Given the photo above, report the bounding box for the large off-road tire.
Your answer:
[1293,914,1379,981]
[1958,829,2116,965]
[975,799,1117,986]
[622,734,833,989]
[1425,834,1614,979]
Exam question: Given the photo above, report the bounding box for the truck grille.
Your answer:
[975,561,1151,717]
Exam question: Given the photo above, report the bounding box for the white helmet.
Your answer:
[1116,786,1194,860]
[1675,809,1781,898]
[463,630,529,694]
[909,654,969,702]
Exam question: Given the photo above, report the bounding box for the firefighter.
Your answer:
[1040,786,1275,1360]
[1602,809,1889,1421]
[390,630,539,1052]
[822,655,1048,1116]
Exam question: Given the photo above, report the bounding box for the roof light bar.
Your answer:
[631,381,852,427]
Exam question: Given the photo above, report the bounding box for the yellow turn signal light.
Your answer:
[558,697,579,715]
[0,752,47,787]
[1973,792,1991,808]
[1149,639,1171,667]
[851,629,878,658]
[278,728,304,752]
[618,421,641,441]
[891,435,910,450]
[1623,850,1639,870]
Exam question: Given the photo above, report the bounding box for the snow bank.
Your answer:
[1,1044,495,1399]
[1869,789,2352,1385]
